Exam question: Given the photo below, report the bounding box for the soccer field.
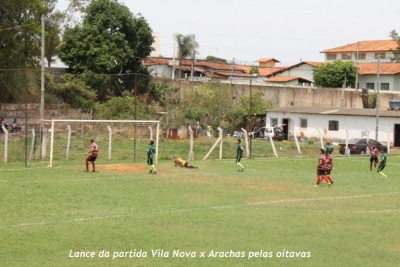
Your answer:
[1,154,399,267]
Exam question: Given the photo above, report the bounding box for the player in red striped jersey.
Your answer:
[85,139,99,172]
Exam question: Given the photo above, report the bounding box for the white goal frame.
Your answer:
[44,119,160,167]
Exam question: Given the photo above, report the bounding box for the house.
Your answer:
[265,76,313,86]
[265,106,400,146]
[357,62,400,91]
[143,57,255,81]
[270,61,324,85]
[321,40,399,63]
[320,40,400,91]
[236,58,287,81]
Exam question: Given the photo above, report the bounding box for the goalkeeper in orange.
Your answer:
[173,157,198,169]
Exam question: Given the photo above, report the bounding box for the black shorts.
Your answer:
[236,155,242,162]
[326,169,332,175]
[317,168,326,176]
[147,158,153,165]
[370,157,378,163]
[87,155,97,162]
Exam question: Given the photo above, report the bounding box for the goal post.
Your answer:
[44,119,160,167]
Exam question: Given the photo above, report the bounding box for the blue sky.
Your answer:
[56,0,399,66]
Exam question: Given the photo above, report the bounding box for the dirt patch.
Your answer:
[100,164,147,172]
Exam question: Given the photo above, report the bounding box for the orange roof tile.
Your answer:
[236,64,287,77]
[267,76,302,82]
[358,63,400,75]
[255,58,281,63]
[321,40,398,53]
[303,61,324,67]
[273,61,324,75]
[259,67,286,76]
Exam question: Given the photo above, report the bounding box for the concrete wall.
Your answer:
[0,103,80,133]
[154,78,400,110]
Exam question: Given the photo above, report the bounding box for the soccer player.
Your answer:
[173,157,198,168]
[236,139,245,172]
[367,143,379,171]
[377,148,388,180]
[147,140,157,174]
[315,149,331,187]
[85,139,98,172]
[325,141,333,156]
[325,149,334,185]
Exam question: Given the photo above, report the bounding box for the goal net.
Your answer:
[41,119,160,167]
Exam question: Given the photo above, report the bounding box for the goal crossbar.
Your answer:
[43,119,160,167]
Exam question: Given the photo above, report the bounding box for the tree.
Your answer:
[58,0,154,100]
[43,0,63,67]
[175,34,199,79]
[313,60,356,88]
[205,56,227,63]
[249,66,259,75]
[389,29,400,63]
[0,0,47,68]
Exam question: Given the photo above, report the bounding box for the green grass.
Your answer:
[1,139,400,266]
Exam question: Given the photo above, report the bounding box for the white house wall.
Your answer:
[148,65,172,78]
[276,64,315,82]
[358,74,397,91]
[394,75,400,91]
[325,52,395,63]
[266,111,395,144]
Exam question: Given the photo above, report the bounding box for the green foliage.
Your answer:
[389,29,400,63]
[249,66,260,74]
[46,73,97,110]
[175,34,199,78]
[313,60,356,88]
[205,56,228,63]
[359,88,377,109]
[181,83,233,129]
[95,96,147,119]
[147,82,179,107]
[0,70,41,103]
[0,0,47,68]
[43,0,63,67]
[58,0,154,97]
[179,84,272,132]
[239,90,273,114]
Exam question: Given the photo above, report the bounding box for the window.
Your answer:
[355,53,366,60]
[327,54,337,60]
[392,53,400,59]
[271,118,278,126]
[341,53,352,60]
[374,53,386,59]
[380,83,389,90]
[300,118,308,129]
[328,120,339,131]
[366,83,375,89]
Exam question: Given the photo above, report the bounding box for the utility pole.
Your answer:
[230,58,234,89]
[340,77,347,108]
[40,14,45,159]
[249,79,252,158]
[355,41,359,90]
[171,34,176,80]
[375,56,381,140]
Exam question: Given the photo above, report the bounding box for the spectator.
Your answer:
[11,119,21,133]
[0,118,9,134]
[195,121,201,135]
